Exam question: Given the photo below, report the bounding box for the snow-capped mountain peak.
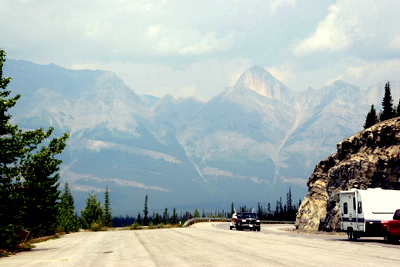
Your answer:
[234,65,293,104]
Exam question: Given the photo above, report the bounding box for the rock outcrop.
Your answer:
[295,117,400,232]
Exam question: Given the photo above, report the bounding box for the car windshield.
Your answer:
[241,213,256,218]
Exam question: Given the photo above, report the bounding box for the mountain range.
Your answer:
[3,59,400,215]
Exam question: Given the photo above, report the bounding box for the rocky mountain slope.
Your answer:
[3,59,400,214]
[295,117,400,232]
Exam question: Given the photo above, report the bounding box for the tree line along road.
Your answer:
[1,223,399,267]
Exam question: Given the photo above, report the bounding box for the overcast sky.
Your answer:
[1,0,399,101]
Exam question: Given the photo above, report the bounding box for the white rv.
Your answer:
[340,188,400,240]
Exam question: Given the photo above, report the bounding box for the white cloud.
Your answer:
[270,0,297,14]
[143,25,235,56]
[178,84,199,99]
[267,57,400,92]
[1,0,399,101]
[127,2,155,12]
[178,30,235,55]
[294,3,356,55]
[388,35,400,50]
[293,1,399,56]
[329,59,400,89]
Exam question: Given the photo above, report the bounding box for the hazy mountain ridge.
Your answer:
[3,59,399,214]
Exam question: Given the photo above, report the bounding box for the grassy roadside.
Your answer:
[0,233,63,258]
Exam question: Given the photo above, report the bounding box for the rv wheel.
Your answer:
[347,229,354,241]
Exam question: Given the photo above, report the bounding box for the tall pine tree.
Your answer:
[171,208,178,224]
[143,195,149,226]
[21,132,69,236]
[364,104,379,129]
[58,182,78,233]
[380,82,394,121]
[163,208,169,224]
[103,186,113,227]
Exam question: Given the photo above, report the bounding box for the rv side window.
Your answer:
[357,201,362,214]
[343,203,348,214]
[353,197,356,210]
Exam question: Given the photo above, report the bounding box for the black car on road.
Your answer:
[230,212,260,231]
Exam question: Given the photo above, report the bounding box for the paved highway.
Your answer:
[1,223,399,266]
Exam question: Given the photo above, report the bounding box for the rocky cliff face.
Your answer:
[295,117,400,232]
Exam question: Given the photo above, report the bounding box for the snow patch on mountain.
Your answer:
[81,139,183,163]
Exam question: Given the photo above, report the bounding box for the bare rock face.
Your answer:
[295,117,400,232]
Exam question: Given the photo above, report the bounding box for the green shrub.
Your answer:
[130,223,142,230]
[89,221,104,231]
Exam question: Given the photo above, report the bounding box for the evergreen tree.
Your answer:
[80,193,104,229]
[171,208,178,224]
[153,213,161,225]
[380,82,394,121]
[396,99,400,117]
[21,132,69,236]
[193,208,200,218]
[0,49,69,249]
[103,186,112,227]
[58,182,78,233]
[364,104,379,129]
[257,202,263,219]
[163,208,169,224]
[136,213,142,225]
[286,187,297,221]
[143,195,149,226]
[230,202,235,216]
[267,203,271,218]
[286,187,292,212]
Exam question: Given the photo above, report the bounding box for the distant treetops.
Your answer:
[364,82,399,129]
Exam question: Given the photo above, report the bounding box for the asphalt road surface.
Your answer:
[1,223,399,266]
